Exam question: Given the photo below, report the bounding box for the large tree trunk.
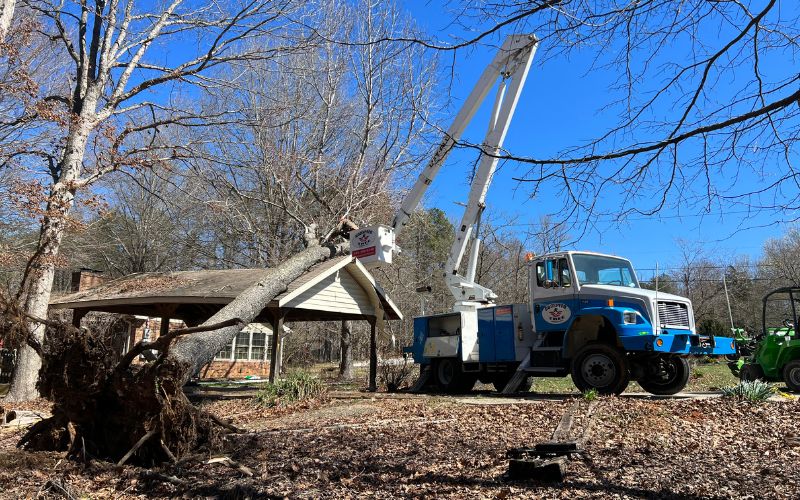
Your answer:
[169,240,345,381]
[339,319,353,379]
[5,126,89,402]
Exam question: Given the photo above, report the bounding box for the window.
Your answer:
[251,332,266,361]
[537,259,571,288]
[215,341,232,360]
[536,262,546,287]
[214,327,273,361]
[234,331,250,360]
[558,258,571,287]
[572,254,639,287]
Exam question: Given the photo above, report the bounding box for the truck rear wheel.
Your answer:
[434,358,476,393]
[782,360,800,392]
[638,356,689,396]
[571,343,630,395]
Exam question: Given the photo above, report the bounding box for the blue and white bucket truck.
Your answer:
[350,34,736,395]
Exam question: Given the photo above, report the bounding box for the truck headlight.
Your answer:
[623,311,637,324]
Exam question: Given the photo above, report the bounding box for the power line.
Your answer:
[636,264,784,272]
[507,209,780,226]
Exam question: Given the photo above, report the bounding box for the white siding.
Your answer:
[284,269,374,315]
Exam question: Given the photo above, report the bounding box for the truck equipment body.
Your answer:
[350,34,736,395]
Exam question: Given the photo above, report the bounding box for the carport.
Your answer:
[49,256,402,388]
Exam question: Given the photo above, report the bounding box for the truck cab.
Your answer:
[525,251,735,394]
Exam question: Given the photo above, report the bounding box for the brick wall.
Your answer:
[130,318,270,380]
[200,360,271,379]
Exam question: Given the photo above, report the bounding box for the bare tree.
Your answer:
[187,0,436,270]
[339,319,353,379]
[762,228,800,286]
[474,1,800,234]
[6,0,301,401]
[352,1,800,241]
[62,168,206,275]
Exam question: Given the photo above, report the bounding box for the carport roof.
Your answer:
[49,256,402,324]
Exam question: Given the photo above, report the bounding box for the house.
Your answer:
[50,256,402,386]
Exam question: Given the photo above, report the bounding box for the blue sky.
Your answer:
[399,1,794,279]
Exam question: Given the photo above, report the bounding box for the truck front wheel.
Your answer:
[638,356,690,396]
[782,360,800,392]
[571,343,630,395]
[434,358,476,393]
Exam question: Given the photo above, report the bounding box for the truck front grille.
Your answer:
[657,301,690,328]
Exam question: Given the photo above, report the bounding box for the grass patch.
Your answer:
[582,388,598,401]
[254,371,326,407]
[685,362,738,391]
[721,380,776,402]
[526,360,739,394]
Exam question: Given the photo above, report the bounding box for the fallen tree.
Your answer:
[3,228,348,464]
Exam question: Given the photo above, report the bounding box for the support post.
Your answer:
[368,318,378,392]
[269,310,284,383]
[159,317,170,338]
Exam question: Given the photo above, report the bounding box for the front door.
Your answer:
[530,257,578,340]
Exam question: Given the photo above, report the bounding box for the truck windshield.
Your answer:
[572,254,639,287]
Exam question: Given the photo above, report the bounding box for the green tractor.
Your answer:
[733,287,800,392]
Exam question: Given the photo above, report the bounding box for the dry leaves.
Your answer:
[1,395,799,498]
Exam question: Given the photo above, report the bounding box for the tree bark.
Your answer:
[339,320,353,379]
[0,0,15,44]
[6,126,90,401]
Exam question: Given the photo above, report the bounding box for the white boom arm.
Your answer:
[351,34,537,308]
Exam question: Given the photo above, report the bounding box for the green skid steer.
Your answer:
[729,287,800,392]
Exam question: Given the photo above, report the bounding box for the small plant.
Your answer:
[254,371,326,407]
[721,380,775,403]
[582,388,598,402]
[379,356,413,392]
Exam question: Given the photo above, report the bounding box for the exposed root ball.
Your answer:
[18,323,224,465]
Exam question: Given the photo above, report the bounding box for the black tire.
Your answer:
[739,363,764,382]
[638,356,690,396]
[434,358,476,393]
[570,343,630,395]
[782,360,800,393]
[492,373,533,393]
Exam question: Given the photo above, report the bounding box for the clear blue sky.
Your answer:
[399,1,793,279]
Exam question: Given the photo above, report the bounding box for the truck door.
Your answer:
[530,257,578,339]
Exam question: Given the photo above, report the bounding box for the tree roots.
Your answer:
[17,322,227,466]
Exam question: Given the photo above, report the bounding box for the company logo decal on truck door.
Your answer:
[542,303,571,324]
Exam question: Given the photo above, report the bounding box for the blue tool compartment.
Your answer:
[478,305,517,362]
[411,316,429,363]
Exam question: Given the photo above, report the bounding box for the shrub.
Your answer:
[582,388,598,402]
[379,356,413,392]
[721,380,775,403]
[254,371,326,407]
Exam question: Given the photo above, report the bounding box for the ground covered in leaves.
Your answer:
[1,392,799,498]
